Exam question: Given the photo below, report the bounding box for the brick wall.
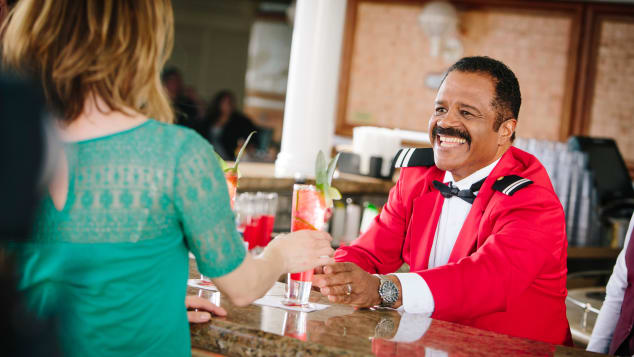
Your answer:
[343,2,573,141]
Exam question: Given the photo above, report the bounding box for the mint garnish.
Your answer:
[218,131,256,179]
[314,150,341,208]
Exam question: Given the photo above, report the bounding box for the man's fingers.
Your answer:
[327,293,352,305]
[187,311,211,323]
[313,271,352,288]
[314,265,326,274]
[323,262,354,274]
[320,283,353,296]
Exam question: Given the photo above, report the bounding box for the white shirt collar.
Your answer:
[444,158,501,190]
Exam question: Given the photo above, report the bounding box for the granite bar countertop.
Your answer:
[188,260,603,357]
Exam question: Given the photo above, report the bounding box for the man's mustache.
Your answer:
[432,125,472,145]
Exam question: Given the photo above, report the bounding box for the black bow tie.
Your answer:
[432,177,487,204]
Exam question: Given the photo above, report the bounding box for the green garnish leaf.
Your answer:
[224,131,256,178]
[214,151,229,172]
[315,151,327,186]
[326,153,340,186]
[231,131,256,173]
[314,150,341,208]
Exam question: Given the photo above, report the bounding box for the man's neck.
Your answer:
[449,146,509,182]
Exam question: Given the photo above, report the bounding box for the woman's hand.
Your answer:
[212,230,334,307]
[186,295,227,323]
[265,230,334,273]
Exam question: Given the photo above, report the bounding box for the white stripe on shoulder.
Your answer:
[395,149,409,168]
[503,178,530,195]
[402,148,416,168]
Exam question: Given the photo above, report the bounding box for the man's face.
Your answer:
[428,71,511,180]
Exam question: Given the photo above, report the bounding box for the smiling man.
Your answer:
[313,56,572,345]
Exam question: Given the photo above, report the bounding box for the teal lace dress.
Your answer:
[10,120,246,356]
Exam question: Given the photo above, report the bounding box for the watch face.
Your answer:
[379,279,398,304]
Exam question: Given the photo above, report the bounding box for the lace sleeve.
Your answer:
[174,133,246,278]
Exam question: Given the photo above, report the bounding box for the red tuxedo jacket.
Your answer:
[336,147,572,345]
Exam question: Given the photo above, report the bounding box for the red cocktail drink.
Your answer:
[225,171,238,209]
[284,184,328,306]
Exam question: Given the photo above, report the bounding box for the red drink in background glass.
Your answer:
[242,216,261,250]
[258,214,276,248]
[244,214,275,250]
[284,184,328,306]
[235,192,278,251]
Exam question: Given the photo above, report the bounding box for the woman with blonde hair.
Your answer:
[2,1,333,356]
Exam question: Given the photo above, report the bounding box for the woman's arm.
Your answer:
[587,214,633,353]
[175,134,333,305]
[213,230,334,306]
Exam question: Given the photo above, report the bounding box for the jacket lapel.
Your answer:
[447,150,519,263]
[408,170,445,271]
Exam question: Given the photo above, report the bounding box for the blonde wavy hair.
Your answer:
[1,0,174,123]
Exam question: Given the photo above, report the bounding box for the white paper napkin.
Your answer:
[253,294,330,313]
[187,278,219,291]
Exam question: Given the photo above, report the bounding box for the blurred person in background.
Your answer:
[0,73,61,357]
[2,1,333,356]
[162,66,206,132]
[2,1,62,355]
[202,90,260,161]
[587,213,634,356]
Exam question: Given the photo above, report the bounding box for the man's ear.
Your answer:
[498,118,517,145]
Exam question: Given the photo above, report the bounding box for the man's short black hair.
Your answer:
[442,56,521,141]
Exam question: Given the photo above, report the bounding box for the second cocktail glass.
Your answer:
[283,184,328,307]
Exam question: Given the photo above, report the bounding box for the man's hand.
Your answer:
[186,295,227,323]
[312,262,383,308]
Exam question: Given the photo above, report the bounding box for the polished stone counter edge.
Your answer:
[190,317,368,357]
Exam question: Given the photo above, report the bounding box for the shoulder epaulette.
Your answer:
[393,148,434,168]
[492,175,533,196]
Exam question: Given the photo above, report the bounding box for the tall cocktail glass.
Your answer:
[283,184,328,307]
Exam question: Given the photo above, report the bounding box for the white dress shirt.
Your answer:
[587,213,634,354]
[392,158,500,314]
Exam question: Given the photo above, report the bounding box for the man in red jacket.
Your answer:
[313,56,572,345]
